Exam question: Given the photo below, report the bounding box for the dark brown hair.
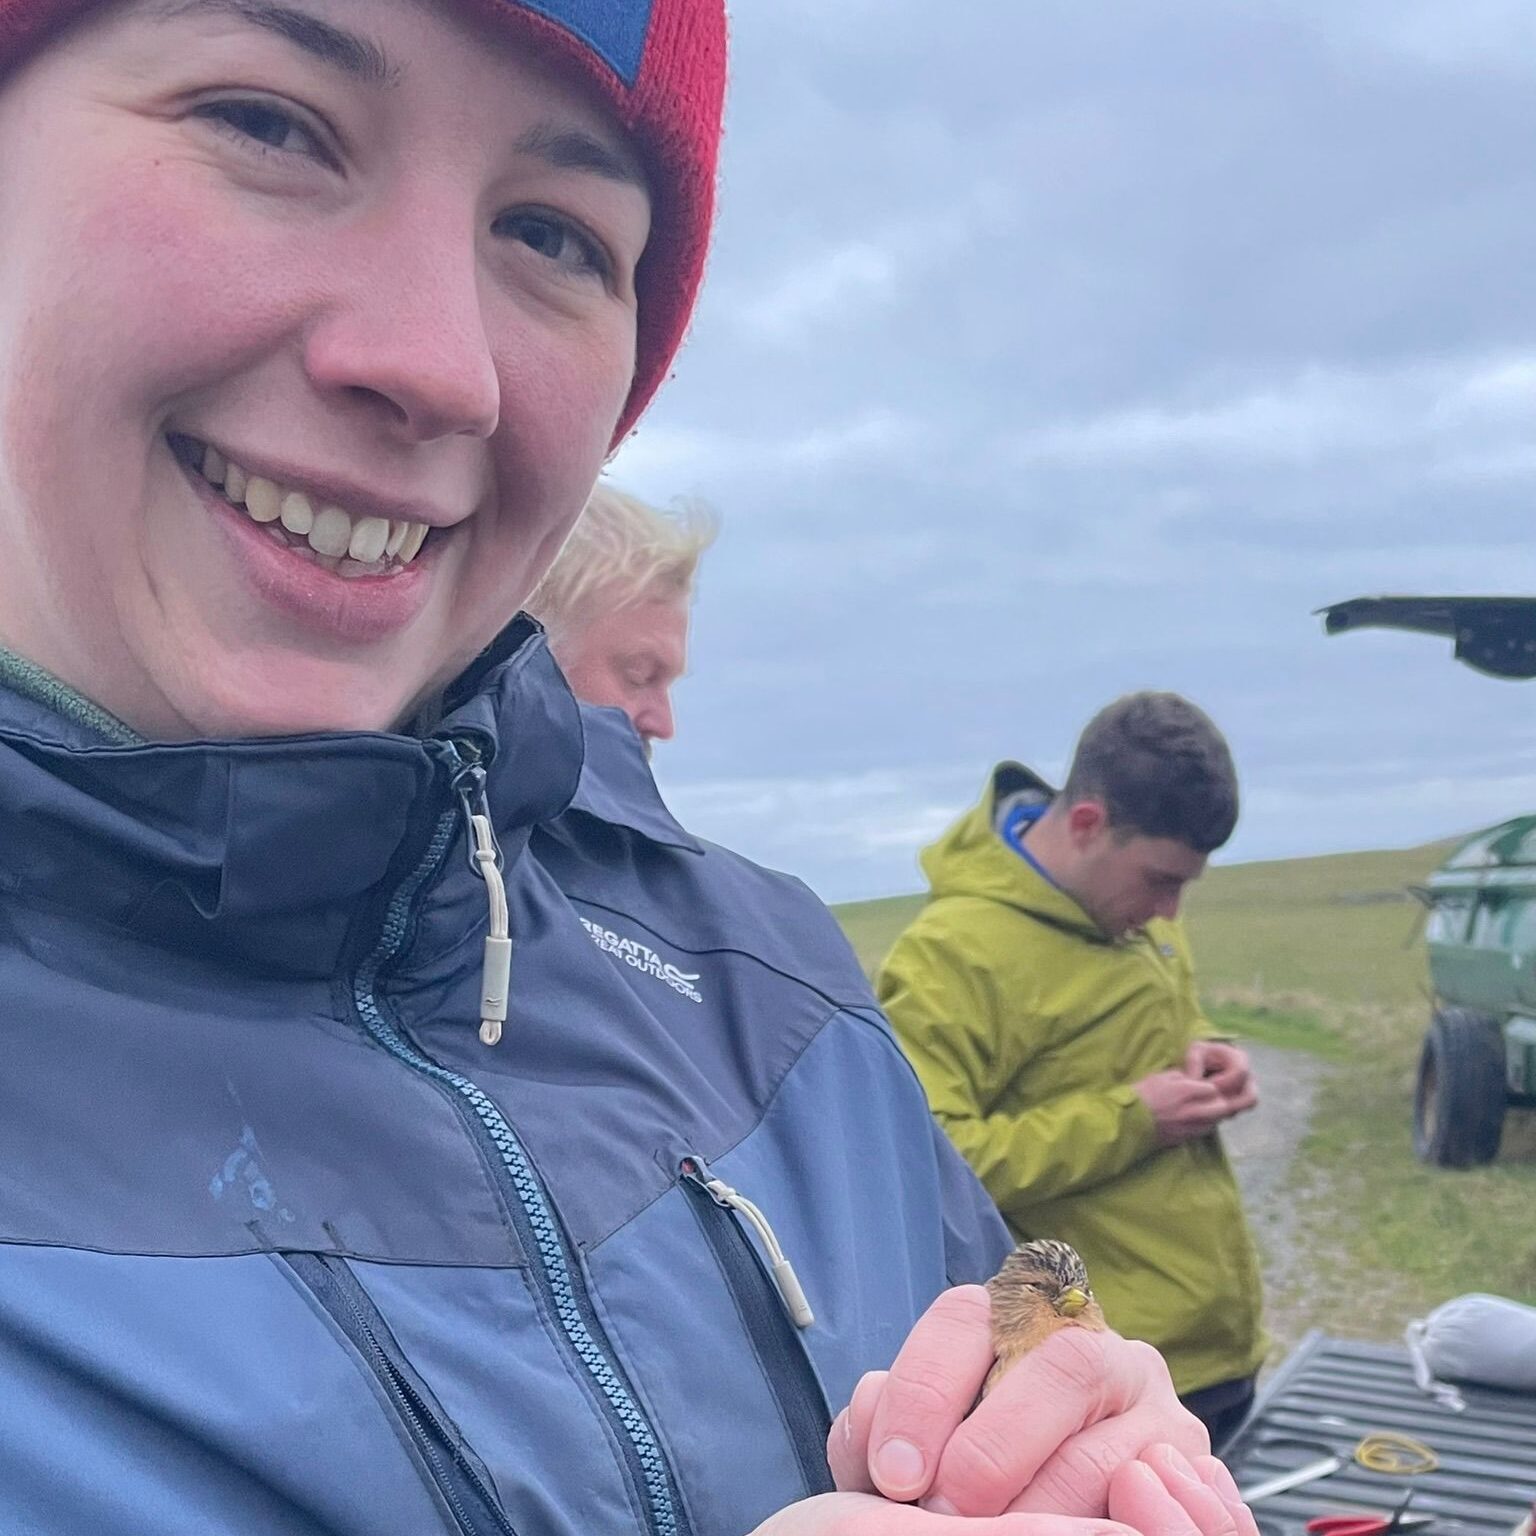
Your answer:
[1062,692,1238,854]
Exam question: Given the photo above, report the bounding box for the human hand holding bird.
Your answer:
[811,1244,1252,1534]
[825,1242,1227,1523]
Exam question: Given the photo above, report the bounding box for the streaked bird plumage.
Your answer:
[984,1238,1108,1394]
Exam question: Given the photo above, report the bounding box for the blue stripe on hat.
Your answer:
[512,0,654,87]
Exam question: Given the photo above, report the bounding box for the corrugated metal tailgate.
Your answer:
[1225,1334,1535,1536]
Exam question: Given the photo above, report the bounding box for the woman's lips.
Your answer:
[172,432,437,568]
[177,446,438,644]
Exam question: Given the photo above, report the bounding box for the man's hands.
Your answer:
[747,1281,1261,1535]
[1135,1042,1257,1148]
[1183,1042,1256,1109]
[1132,1072,1227,1148]
[753,1449,1257,1534]
[827,1286,1208,1516]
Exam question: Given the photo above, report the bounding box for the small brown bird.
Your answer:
[983,1238,1107,1395]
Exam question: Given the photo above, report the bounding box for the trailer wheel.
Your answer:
[1414,1008,1507,1167]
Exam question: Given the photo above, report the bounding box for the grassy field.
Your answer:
[1184,842,1448,1008]
[833,838,1536,1343]
[836,892,925,979]
[836,842,1450,1002]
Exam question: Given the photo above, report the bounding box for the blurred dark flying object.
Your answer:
[1318,595,1536,680]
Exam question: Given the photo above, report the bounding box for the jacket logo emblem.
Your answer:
[581,917,703,1003]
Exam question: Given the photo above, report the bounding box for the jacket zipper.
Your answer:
[285,1252,518,1536]
[680,1157,834,1498]
[341,740,691,1536]
[450,746,512,1046]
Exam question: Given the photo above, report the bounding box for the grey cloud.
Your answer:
[616,2,1536,902]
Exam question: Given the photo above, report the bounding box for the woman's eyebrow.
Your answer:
[152,1,646,191]
[515,123,648,193]
[150,0,397,85]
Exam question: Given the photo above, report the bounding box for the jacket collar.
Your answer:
[919,760,1108,943]
[990,761,1056,827]
[0,617,584,978]
[568,703,701,853]
[988,763,1107,940]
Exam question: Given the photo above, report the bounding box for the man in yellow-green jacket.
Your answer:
[879,692,1266,1449]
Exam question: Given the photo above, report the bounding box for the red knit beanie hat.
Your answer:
[0,0,727,443]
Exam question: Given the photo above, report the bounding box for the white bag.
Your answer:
[1404,1293,1536,1412]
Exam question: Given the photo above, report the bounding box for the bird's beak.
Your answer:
[1057,1287,1090,1318]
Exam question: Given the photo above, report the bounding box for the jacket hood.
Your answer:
[0,616,587,979]
[920,762,1103,940]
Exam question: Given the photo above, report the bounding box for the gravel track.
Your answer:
[1220,1042,1330,1356]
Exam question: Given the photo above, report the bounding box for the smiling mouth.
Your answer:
[169,433,435,579]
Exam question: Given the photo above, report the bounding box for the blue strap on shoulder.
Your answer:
[1000,803,1063,890]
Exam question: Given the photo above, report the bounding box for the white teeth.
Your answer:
[193,440,434,571]
[308,505,352,558]
[349,516,390,564]
[244,476,282,524]
[396,522,429,564]
[279,491,314,536]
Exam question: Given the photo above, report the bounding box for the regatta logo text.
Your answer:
[581,918,704,1003]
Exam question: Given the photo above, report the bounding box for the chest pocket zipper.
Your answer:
[685,1159,812,1327]
[284,1252,518,1536]
[680,1156,833,1496]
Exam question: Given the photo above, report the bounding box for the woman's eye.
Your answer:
[194,99,327,162]
[495,210,611,282]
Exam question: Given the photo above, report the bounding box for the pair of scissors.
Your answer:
[1307,1490,1434,1536]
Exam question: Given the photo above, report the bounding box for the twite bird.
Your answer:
[983,1238,1107,1396]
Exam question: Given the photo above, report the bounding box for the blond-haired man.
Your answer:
[530,483,716,750]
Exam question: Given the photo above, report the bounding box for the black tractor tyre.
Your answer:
[1413,1007,1507,1168]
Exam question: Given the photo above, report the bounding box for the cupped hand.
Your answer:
[1183,1042,1258,1115]
[754,1444,1258,1536]
[827,1286,1210,1518]
[1133,1069,1228,1147]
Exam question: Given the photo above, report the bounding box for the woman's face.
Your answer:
[0,0,651,738]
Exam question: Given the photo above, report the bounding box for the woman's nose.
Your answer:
[304,227,500,443]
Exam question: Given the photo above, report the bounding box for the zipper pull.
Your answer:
[683,1157,815,1328]
[450,744,511,1047]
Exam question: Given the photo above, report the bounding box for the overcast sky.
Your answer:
[610,0,1536,905]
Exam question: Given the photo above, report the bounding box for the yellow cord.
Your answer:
[1354,1433,1439,1475]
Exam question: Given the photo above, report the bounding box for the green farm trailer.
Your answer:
[1414,819,1536,1165]
[1321,595,1536,1166]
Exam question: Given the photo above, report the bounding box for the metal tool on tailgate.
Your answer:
[1239,1453,1346,1505]
[1307,1488,1435,1536]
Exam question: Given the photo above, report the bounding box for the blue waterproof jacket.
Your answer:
[0,620,1009,1535]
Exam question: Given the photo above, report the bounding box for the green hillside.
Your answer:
[836,892,926,979]
[834,839,1454,1005]
[1181,841,1452,1008]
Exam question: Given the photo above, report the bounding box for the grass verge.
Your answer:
[1239,994,1536,1343]
[1205,997,1353,1062]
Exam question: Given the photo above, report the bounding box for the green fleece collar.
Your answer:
[0,647,143,746]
